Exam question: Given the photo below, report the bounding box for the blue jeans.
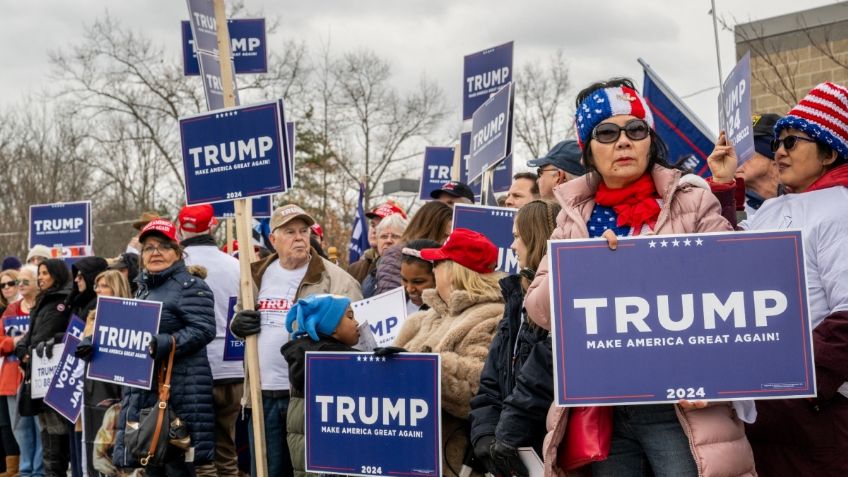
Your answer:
[592,404,698,477]
[247,395,292,477]
[7,395,44,477]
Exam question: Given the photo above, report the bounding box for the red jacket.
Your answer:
[0,300,27,396]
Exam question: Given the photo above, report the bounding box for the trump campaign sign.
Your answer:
[452,204,518,275]
[29,201,92,249]
[87,297,162,390]
[180,99,292,205]
[306,352,441,477]
[211,195,273,219]
[719,52,755,164]
[460,133,511,196]
[548,230,815,406]
[44,315,86,422]
[352,288,408,347]
[463,41,513,121]
[468,83,513,183]
[182,18,267,75]
[419,147,454,200]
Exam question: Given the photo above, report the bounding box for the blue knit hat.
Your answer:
[285,294,352,341]
[1,256,21,271]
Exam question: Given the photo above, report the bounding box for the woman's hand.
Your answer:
[678,399,708,410]
[707,132,738,184]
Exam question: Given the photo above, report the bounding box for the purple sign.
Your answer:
[305,352,441,477]
[719,52,755,164]
[452,204,518,275]
[182,19,267,76]
[29,201,92,249]
[468,83,513,183]
[549,230,815,406]
[87,297,162,390]
[197,50,240,111]
[185,0,218,55]
[44,315,86,422]
[463,42,513,121]
[223,296,244,361]
[460,133,511,197]
[419,147,455,201]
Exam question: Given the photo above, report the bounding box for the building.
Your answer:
[735,2,848,114]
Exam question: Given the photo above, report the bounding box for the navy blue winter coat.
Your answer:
[112,261,217,468]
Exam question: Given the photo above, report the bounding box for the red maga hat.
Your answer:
[139,219,178,242]
[366,202,408,220]
[419,228,498,274]
[177,204,215,233]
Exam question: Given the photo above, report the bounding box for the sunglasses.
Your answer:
[15,280,30,286]
[592,119,651,144]
[0,282,15,289]
[771,135,816,153]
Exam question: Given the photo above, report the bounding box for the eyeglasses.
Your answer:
[592,119,651,144]
[141,243,176,255]
[536,167,559,177]
[771,135,816,152]
[0,282,15,289]
[14,280,30,286]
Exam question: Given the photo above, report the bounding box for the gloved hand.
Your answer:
[489,440,528,477]
[35,338,57,360]
[74,336,94,361]
[231,310,262,338]
[473,435,496,474]
[148,334,172,360]
[373,346,406,357]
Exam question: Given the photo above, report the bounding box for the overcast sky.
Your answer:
[0,0,836,138]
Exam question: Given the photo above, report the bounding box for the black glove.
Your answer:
[473,435,496,474]
[148,333,172,360]
[373,346,406,357]
[35,338,56,360]
[74,336,94,362]
[231,310,262,338]
[489,440,528,477]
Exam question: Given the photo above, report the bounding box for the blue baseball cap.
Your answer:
[527,140,585,176]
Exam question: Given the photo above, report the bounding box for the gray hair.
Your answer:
[376,214,409,236]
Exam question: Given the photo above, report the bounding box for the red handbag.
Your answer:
[557,406,613,471]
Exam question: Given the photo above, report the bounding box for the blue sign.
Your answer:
[452,204,518,275]
[548,230,815,406]
[305,352,441,477]
[29,201,92,249]
[3,316,30,362]
[223,296,244,361]
[719,52,755,164]
[44,315,86,422]
[180,100,290,205]
[197,50,240,111]
[182,19,267,76]
[211,195,273,219]
[463,42,513,121]
[460,133,511,198]
[419,147,455,201]
[468,83,513,183]
[87,297,162,390]
[185,0,219,55]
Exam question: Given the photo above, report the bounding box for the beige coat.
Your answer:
[524,166,754,477]
[394,288,504,477]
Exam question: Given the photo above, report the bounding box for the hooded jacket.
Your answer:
[67,256,109,320]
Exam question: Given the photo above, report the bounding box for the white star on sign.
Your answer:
[683,239,692,247]
[672,239,680,247]
[660,240,668,247]
[696,238,704,246]
[381,357,387,362]
[649,241,657,248]
[356,356,362,362]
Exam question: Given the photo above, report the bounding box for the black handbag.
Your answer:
[17,376,42,417]
[123,337,190,467]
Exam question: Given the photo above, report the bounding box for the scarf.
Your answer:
[594,173,661,235]
[804,163,848,193]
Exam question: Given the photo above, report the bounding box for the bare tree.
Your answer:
[513,50,572,158]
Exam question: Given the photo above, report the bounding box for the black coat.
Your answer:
[469,275,549,453]
[67,256,108,320]
[15,286,71,362]
[112,261,217,467]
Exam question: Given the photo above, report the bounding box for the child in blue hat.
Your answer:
[281,294,360,475]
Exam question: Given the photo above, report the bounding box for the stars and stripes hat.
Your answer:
[774,82,848,160]
[575,85,655,150]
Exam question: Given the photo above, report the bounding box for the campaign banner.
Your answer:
[182,19,267,76]
[29,201,92,249]
[223,296,244,361]
[31,344,65,399]
[185,0,218,55]
[44,315,86,422]
[548,230,815,406]
[463,41,513,121]
[460,133,511,197]
[87,297,162,390]
[719,52,754,164]
[452,204,518,275]
[305,352,441,477]
[418,147,455,201]
[180,99,290,205]
[211,195,273,219]
[352,287,408,347]
[468,83,513,183]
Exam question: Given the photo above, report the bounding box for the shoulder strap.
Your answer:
[141,336,176,466]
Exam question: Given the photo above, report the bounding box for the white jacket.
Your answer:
[184,241,245,381]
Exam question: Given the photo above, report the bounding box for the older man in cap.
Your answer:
[230,204,361,477]
[527,140,586,200]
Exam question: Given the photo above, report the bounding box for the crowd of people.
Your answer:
[0,78,845,477]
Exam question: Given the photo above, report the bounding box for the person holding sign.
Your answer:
[470,200,561,476]
[523,79,754,477]
[14,258,72,477]
[111,219,216,476]
[394,228,504,477]
[280,294,360,477]
[707,82,848,476]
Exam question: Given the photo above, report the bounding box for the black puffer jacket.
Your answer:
[15,286,71,362]
[468,275,549,453]
[112,261,216,467]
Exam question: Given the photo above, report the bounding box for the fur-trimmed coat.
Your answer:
[394,287,504,477]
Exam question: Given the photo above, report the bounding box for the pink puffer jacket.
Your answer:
[526,165,755,477]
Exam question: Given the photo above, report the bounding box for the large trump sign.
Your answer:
[548,230,816,406]
[29,201,92,249]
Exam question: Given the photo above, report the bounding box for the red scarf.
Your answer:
[804,163,848,193]
[594,173,661,235]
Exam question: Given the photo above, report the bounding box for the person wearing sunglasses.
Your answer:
[0,270,19,317]
[522,78,751,477]
[707,82,848,477]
